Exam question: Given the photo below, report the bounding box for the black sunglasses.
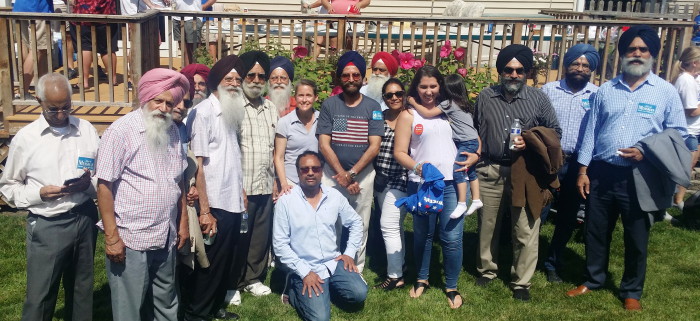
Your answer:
[383,91,405,99]
[246,72,267,81]
[503,67,525,75]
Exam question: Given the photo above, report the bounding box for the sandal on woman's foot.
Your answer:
[445,290,463,309]
[409,281,430,298]
[375,277,405,291]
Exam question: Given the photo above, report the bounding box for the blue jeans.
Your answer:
[453,139,479,183]
[685,134,698,152]
[409,181,465,289]
[288,264,368,321]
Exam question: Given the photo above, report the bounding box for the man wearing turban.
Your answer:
[181,63,211,106]
[317,50,384,273]
[267,56,297,117]
[567,25,688,311]
[182,54,246,320]
[540,43,600,284]
[234,50,280,299]
[96,68,190,321]
[360,51,399,110]
[473,44,561,301]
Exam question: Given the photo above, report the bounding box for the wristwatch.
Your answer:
[348,170,358,181]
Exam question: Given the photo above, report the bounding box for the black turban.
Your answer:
[337,50,367,80]
[207,54,244,91]
[239,50,271,79]
[270,56,295,82]
[496,44,533,74]
[618,25,660,58]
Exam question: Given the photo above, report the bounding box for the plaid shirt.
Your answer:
[240,96,279,195]
[373,121,407,192]
[96,110,187,251]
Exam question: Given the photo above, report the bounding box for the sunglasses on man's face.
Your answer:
[298,166,323,174]
[246,72,267,81]
[383,91,405,100]
[503,67,525,75]
[340,73,362,81]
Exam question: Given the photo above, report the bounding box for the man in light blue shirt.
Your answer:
[566,25,687,311]
[540,44,599,283]
[273,151,367,321]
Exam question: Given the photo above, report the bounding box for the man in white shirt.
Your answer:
[0,73,100,321]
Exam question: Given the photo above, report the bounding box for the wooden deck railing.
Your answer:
[0,9,694,136]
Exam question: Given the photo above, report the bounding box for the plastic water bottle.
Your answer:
[509,118,522,151]
[240,211,249,234]
[203,230,216,245]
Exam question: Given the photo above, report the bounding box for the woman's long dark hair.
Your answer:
[408,65,445,105]
[443,74,473,114]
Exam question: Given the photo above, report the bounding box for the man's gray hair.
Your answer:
[36,73,71,101]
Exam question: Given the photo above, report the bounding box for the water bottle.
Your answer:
[509,118,522,151]
[203,230,216,245]
[240,211,249,234]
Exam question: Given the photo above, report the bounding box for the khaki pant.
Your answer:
[20,20,49,50]
[476,163,541,289]
[322,164,375,272]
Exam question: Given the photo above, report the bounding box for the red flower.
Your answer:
[293,46,308,59]
[391,49,400,61]
[440,41,452,58]
[398,52,415,69]
[331,85,343,96]
[454,47,465,60]
[412,59,424,69]
[457,68,467,77]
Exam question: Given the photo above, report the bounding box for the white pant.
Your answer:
[377,188,407,278]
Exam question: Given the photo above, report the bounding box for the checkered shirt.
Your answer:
[240,96,279,195]
[373,121,407,192]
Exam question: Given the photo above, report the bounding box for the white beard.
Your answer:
[268,83,292,114]
[218,85,246,131]
[365,74,389,102]
[242,81,267,101]
[142,108,173,153]
[621,56,653,77]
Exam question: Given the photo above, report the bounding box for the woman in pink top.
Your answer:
[393,65,463,309]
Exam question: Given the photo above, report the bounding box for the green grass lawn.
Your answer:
[1,207,699,321]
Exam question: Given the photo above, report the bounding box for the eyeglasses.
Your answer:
[298,166,323,173]
[372,67,387,73]
[151,98,174,108]
[568,62,591,71]
[383,91,405,99]
[44,107,73,115]
[246,72,268,81]
[340,72,362,81]
[182,99,193,108]
[194,81,207,88]
[626,46,649,55]
[269,76,289,82]
[503,67,525,75]
[223,76,242,84]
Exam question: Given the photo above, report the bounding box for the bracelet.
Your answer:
[412,161,423,174]
[200,212,211,217]
[106,238,120,246]
[578,173,587,176]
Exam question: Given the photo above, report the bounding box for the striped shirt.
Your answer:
[96,110,187,251]
[541,79,598,155]
[474,84,561,164]
[373,120,407,192]
[240,95,279,195]
[578,73,688,167]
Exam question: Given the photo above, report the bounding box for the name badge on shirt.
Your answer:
[77,157,95,171]
[372,110,383,121]
[637,103,657,115]
[581,99,590,111]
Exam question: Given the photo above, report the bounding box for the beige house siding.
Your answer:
[216,0,575,16]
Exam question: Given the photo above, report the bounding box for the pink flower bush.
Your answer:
[413,59,424,69]
[398,52,416,69]
[454,47,465,60]
[293,46,308,59]
[330,85,343,96]
[457,68,467,77]
[391,49,400,61]
[440,41,453,58]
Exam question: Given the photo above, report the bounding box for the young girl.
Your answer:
[409,74,482,218]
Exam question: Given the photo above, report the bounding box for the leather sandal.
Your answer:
[375,277,405,291]
[410,281,430,298]
[445,290,463,309]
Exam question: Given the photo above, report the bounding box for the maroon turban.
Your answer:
[207,54,245,92]
[180,64,211,97]
[372,51,399,76]
[138,68,189,106]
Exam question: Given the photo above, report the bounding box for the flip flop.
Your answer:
[446,290,463,309]
[410,281,430,298]
[375,277,405,291]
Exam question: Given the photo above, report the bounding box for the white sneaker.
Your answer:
[225,290,241,306]
[244,282,272,296]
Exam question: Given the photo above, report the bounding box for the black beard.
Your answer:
[342,81,362,95]
[565,72,591,90]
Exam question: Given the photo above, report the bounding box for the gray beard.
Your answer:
[268,83,292,114]
[218,85,246,131]
[142,108,173,153]
[621,56,653,77]
[501,77,525,95]
[365,74,389,102]
[242,81,266,101]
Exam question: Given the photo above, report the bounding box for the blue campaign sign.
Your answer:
[636,103,656,115]
[77,157,95,171]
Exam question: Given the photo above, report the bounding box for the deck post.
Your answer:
[130,10,161,107]
[0,17,13,135]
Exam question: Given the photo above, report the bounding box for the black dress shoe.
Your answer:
[211,308,239,320]
[546,270,563,283]
[512,288,531,301]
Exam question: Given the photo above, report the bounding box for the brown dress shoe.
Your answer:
[624,298,642,311]
[566,285,592,297]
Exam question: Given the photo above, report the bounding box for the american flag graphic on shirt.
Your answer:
[332,117,369,144]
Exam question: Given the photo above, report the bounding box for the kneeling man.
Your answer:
[273,151,368,321]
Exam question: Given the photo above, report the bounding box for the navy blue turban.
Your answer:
[496,44,533,74]
[618,25,660,58]
[337,51,366,80]
[270,56,295,82]
[564,44,600,71]
[239,50,271,78]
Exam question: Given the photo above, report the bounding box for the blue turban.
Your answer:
[337,51,366,80]
[564,44,600,71]
[618,25,660,58]
[270,56,294,82]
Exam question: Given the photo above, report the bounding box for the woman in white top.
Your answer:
[394,66,463,309]
[670,46,700,207]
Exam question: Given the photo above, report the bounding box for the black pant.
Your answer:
[182,208,242,319]
[583,161,651,300]
[236,194,273,288]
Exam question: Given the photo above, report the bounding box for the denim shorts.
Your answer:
[453,139,479,183]
[685,134,699,152]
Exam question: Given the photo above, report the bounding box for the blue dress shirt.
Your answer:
[273,184,363,279]
[541,79,599,155]
[578,73,688,167]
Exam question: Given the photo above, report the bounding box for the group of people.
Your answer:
[0,22,696,321]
